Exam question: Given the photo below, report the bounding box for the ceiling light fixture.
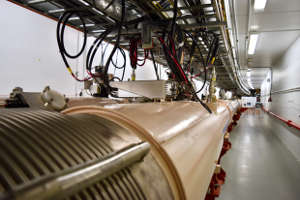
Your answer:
[254,0,267,11]
[248,34,259,55]
[92,30,105,33]
[80,24,95,27]
[92,8,104,15]
[48,9,65,14]
[77,0,89,6]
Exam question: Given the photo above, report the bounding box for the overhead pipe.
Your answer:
[214,0,250,95]
[85,0,121,21]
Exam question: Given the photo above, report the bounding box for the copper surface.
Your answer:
[63,100,240,200]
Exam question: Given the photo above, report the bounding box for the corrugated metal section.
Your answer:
[0,110,146,199]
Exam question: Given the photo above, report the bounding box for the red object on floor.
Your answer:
[205,109,246,200]
[240,108,248,112]
[233,113,240,121]
[227,124,233,132]
[218,139,231,163]
[217,168,226,185]
[205,194,215,200]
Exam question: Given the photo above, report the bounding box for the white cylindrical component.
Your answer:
[41,86,67,111]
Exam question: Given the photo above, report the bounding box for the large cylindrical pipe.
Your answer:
[0,100,240,200]
[63,100,240,200]
[0,110,173,200]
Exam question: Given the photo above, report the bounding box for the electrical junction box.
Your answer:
[241,96,257,108]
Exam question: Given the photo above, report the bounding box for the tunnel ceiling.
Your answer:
[8,0,243,91]
[235,0,300,88]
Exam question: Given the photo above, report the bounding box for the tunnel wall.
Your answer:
[262,36,300,163]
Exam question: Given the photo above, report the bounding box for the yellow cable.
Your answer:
[211,57,216,65]
[67,67,72,74]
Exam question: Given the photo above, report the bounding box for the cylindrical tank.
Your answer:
[0,100,239,200]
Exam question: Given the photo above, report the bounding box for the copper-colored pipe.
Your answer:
[63,100,240,199]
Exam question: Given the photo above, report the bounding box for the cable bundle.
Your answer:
[55,0,216,112]
[129,38,149,69]
[56,11,90,81]
[56,0,126,86]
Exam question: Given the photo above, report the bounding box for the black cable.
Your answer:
[103,0,125,83]
[103,0,116,11]
[59,12,86,58]
[111,47,126,69]
[170,0,178,38]
[176,27,184,64]
[184,31,207,93]
[86,27,115,74]
[150,49,159,80]
[56,11,88,81]
[160,36,184,82]
[111,47,126,81]
[187,40,196,70]
[206,33,219,66]
[100,42,110,66]
[161,33,211,113]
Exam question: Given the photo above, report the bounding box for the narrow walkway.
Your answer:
[219,109,300,200]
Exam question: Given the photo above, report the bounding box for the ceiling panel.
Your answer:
[249,30,300,67]
[235,0,300,90]
[234,0,248,16]
[264,0,300,12]
[237,35,247,68]
[253,12,300,31]
[236,14,248,35]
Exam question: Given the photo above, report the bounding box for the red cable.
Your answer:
[137,50,148,66]
[129,39,148,67]
[192,72,201,78]
[159,37,188,83]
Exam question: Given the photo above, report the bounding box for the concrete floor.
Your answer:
[219,109,300,200]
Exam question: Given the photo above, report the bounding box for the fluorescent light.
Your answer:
[251,25,259,30]
[106,16,115,23]
[77,0,90,6]
[248,34,259,55]
[92,29,105,34]
[254,0,267,11]
[80,24,95,27]
[69,17,80,21]
[48,9,65,14]
[92,8,104,15]
[28,0,45,4]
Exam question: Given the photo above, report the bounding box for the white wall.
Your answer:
[260,70,272,103]
[0,1,208,99]
[0,1,79,95]
[262,36,300,162]
[0,1,168,97]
